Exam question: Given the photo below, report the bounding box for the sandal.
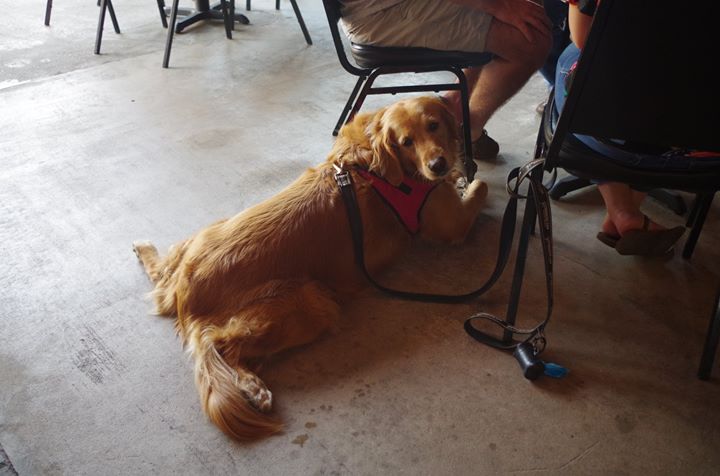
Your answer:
[596,215,685,256]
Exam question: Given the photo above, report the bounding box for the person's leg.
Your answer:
[447,19,552,141]
[598,182,665,236]
[344,0,550,143]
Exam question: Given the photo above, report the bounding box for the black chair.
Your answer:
[95,0,166,54]
[44,0,129,55]
[515,0,720,379]
[321,0,493,181]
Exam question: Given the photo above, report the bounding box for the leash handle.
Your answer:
[464,165,554,351]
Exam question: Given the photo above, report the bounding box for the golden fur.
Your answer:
[133,96,488,441]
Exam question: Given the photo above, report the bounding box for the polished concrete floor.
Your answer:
[2,1,719,475]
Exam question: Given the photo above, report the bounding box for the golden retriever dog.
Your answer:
[133,96,488,441]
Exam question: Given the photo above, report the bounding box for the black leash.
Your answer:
[334,159,555,374]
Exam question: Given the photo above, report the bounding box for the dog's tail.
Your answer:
[191,325,283,441]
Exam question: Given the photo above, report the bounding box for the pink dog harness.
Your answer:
[355,168,437,234]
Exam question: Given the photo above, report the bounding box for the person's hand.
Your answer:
[485,0,552,43]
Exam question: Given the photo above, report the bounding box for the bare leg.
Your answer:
[445,19,551,141]
[598,183,665,236]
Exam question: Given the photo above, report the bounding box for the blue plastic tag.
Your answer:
[542,362,568,378]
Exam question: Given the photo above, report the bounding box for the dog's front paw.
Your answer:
[465,179,488,201]
[240,374,273,413]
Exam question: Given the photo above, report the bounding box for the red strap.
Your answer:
[356,169,436,234]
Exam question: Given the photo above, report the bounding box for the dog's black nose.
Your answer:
[428,156,447,175]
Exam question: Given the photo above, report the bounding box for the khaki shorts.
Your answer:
[341,0,494,53]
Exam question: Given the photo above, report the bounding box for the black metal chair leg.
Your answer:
[156,0,168,28]
[220,0,232,39]
[230,0,235,30]
[698,288,720,380]
[682,193,713,260]
[107,0,121,34]
[45,0,52,26]
[333,76,366,136]
[95,0,108,54]
[276,0,280,9]
[454,68,475,182]
[344,72,378,128]
[289,0,312,45]
[162,0,180,68]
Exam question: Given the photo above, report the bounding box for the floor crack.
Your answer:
[510,441,600,474]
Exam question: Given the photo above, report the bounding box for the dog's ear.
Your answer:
[366,108,404,186]
[437,98,460,147]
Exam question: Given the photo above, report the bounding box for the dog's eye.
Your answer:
[428,121,439,132]
[402,137,413,147]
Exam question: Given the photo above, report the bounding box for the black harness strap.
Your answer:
[334,160,554,352]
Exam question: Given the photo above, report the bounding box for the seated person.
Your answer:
[555,0,687,256]
[339,0,552,161]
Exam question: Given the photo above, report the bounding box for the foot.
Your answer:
[472,130,500,161]
[600,212,664,238]
[598,213,685,256]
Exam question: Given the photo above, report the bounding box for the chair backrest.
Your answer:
[549,0,720,163]
[321,0,367,76]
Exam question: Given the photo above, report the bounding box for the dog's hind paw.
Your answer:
[241,374,273,413]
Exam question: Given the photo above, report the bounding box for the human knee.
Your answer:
[487,23,552,71]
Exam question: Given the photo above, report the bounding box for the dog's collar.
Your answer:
[350,167,437,234]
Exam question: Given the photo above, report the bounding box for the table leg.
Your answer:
[175,0,249,33]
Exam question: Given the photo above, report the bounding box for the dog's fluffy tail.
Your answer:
[192,326,283,441]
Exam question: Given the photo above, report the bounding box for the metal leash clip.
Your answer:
[333,163,352,187]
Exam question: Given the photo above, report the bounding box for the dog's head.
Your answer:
[332,96,460,186]
[366,96,460,186]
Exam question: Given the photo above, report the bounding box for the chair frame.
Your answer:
[520,0,720,379]
[322,0,493,181]
[44,0,131,55]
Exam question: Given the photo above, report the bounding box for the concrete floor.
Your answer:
[2,1,720,475]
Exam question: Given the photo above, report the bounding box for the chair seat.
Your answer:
[544,96,720,192]
[350,43,492,70]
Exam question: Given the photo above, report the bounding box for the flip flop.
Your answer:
[596,215,685,256]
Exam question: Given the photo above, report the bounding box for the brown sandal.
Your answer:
[596,215,685,256]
